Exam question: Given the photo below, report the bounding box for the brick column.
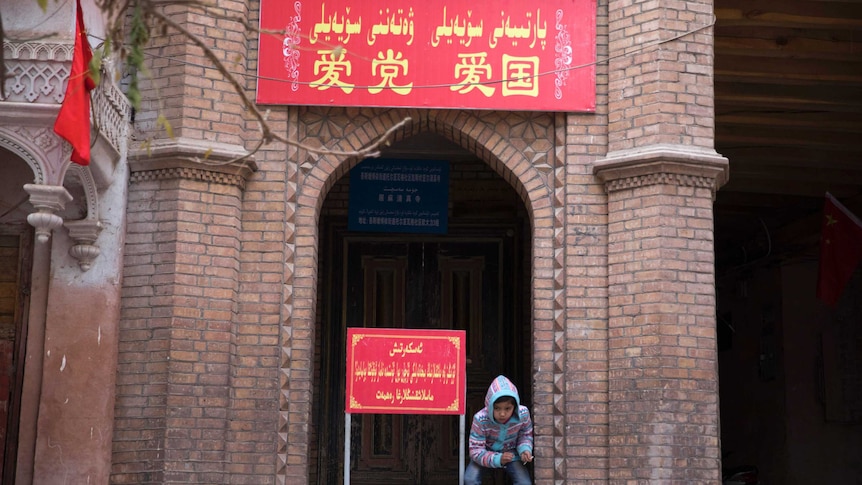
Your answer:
[598,0,728,482]
[113,143,255,483]
[135,0,251,148]
[112,0,263,479]
[606,0,717,152]
[595,148,726,483]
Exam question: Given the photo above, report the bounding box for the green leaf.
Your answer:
[89,53,102,86]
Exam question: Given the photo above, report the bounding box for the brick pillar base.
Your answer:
[113,138,255,483]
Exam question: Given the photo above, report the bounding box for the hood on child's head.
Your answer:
[484,375,521,415]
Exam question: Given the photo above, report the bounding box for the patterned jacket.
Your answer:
[468,375,533,468]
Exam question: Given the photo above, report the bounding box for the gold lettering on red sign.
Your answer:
[370,49,413,95]
[310,4,363,45]
[503,55,540,97]
[432,7,486,48]
[312,49,355,93]
[452,52,495,96]
[367,7,416,46]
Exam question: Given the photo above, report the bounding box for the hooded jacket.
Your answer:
[468,375,533,468]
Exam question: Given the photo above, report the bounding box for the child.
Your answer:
[465,375,534,485]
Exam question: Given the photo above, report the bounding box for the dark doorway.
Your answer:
[311,140,531,484]
[0,229,32,484]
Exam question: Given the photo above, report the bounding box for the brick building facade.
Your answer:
[0,0,742,483]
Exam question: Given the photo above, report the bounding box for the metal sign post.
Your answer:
[459,413,466,485]
[344,411,465,485]
[344,412,351,485]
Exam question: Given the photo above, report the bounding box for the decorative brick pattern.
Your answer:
[605,171,719,192]
[129,166,251,189]
[277,106,304,485]
[551,112,568,484]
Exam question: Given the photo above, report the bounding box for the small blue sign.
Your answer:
[348,159,449,234]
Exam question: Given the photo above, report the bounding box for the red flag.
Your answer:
[816,193,862,306]
[53,0,95,166]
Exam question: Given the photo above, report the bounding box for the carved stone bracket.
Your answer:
[593,144,730,198]
[65,219,103,271]
[23,183,73,242]
[63,164,104,271]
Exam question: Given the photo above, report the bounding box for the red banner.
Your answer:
[817,193,862,306]
[345,328,466,415]
[257,0,596,111]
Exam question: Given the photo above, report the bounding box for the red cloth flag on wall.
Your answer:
[53,0,95,166]
[816,193,862,306]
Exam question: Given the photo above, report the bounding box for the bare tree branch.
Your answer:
[0,0,409,162]
[146,5,409,163]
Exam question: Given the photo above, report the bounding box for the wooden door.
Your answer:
[320,229,523,484]
[0,230,32,484]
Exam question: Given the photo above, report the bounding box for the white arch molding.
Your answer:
[0,128,105,270]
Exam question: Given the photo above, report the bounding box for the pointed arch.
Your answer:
[0,128,50,186]
[278,106,561,482]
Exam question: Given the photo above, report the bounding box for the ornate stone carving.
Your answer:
[8,124,72,186]
[23,183,72,242]
[2,41,72,104]
[65,219,103,271]
[63,165,103,271]
[3,40,130,178]
[91,77,130,158]
[0,127,49,184]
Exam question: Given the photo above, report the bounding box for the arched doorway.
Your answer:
[310,132,533,484]
[0,148,35,484]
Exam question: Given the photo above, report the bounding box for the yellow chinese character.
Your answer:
[451,52,495,97]
[369,49,413,95]
[502,55,539,97]
[312,49,355,93]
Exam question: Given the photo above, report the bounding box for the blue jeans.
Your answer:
[464,459,531,485]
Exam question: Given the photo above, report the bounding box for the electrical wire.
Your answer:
[98,14,717,92]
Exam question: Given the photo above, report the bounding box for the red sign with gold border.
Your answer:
[257,0,596,111]
[345,328,466,415]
